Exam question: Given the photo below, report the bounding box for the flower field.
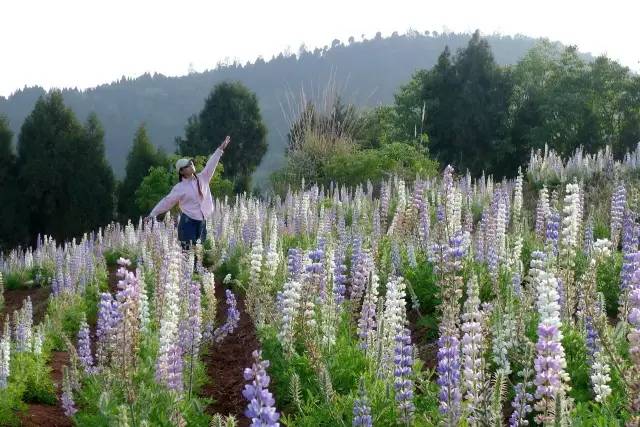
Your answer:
[2,144,640,426]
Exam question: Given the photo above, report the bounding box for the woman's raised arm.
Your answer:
[200,136,231,184]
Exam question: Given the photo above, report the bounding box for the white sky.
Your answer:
[1,0,638,97]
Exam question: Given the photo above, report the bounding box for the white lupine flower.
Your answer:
[155,243,182,387]
[32,324,45,355]
[591,350,612,403]
[0,320,10,389]
[592,239,612,260]
[561,182,582,258]
[278,280,302,350]
[496,194,508,262]
[513,167,523,223]
[379,276,407,377]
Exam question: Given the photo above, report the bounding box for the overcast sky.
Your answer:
[1,0,638,97]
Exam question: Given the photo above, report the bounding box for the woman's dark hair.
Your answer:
[178,166,204,199]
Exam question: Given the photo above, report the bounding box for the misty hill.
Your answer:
[0,31,566,182]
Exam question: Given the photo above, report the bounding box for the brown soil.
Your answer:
[0,286,50,323]
[201,283,259,427]
[20,351,73,427]
[407,310,438,370]
[1,286,73,427]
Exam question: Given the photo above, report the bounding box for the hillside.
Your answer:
[0,31,556,182]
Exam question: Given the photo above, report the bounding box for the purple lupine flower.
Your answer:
[213,290,240,343]
[61,367,77,417]
[611,183,626,243]
[445,231,466,274]
[437,333,462,425]
[391,240,402,275]
[350,239,368,303]
[533,272,567,420]
[287,248,303,281]
[394,328,415,425]
[352,382,373,427]
[96,292,118,366]
[583,219,594,255]
[166,343,183,392]
[179,281,202,358]
[242,350,280,426]
[77,319,95,374]
[512,272,522,299]
[509,382,533,426]
[620,214,639,293]
[534,323,565,398]
[545,209,560,257]
[333,249,347,306]
[585,316,599,365]
[357,280,377,352]
[418,195,431,250]
[306,248,326,301]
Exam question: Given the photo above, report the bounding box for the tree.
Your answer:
[118,125,164,222]
[395,31,513,176]
[507,42,640,163]
[0,116,27,249]
[18,92,115,243]
[175,115,204,157]
[179,81,267,192]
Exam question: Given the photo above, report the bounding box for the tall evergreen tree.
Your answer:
[179,81,267,192]
[18,92,115,243]
[396,31,512,176]
[0,116,27,249]
[118,125,163,222]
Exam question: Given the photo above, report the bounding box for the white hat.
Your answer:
[175,158,191,172]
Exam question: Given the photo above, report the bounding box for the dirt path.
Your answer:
[20,351,73,427]
[0,286,50,323]
[1,286,73,427]
[201,283,259,427]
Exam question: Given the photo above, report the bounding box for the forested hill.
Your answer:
[0,31,557,181]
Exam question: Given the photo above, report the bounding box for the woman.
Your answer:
[147,136,231,249]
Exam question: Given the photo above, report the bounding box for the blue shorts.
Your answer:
[178,214,207,250]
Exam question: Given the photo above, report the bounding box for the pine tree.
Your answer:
[118,125,163,222]
[18,92,115,242]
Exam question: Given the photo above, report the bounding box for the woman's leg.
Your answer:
[199,220,207,245]
[178,215,197,250]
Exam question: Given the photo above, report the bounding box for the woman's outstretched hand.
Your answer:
[220,136,231,151]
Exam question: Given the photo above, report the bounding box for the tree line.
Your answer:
[0,82,267,250]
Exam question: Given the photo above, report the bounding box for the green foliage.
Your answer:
[118,125,165,223]
[0,352,57,426]
[17,92,115,243]
[562,326,591,403]
[322,142,438,187]
[404,253,441,340]
[179,81,267,192]
[0,381,26,426]
[46,294,92,350]
[396,31,513,176]
[103,248,139,267]
[597,252,623,317]
[14,353,57,405]
[75,333,211,426]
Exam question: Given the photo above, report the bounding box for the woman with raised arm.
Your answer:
[147,136,231,249]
